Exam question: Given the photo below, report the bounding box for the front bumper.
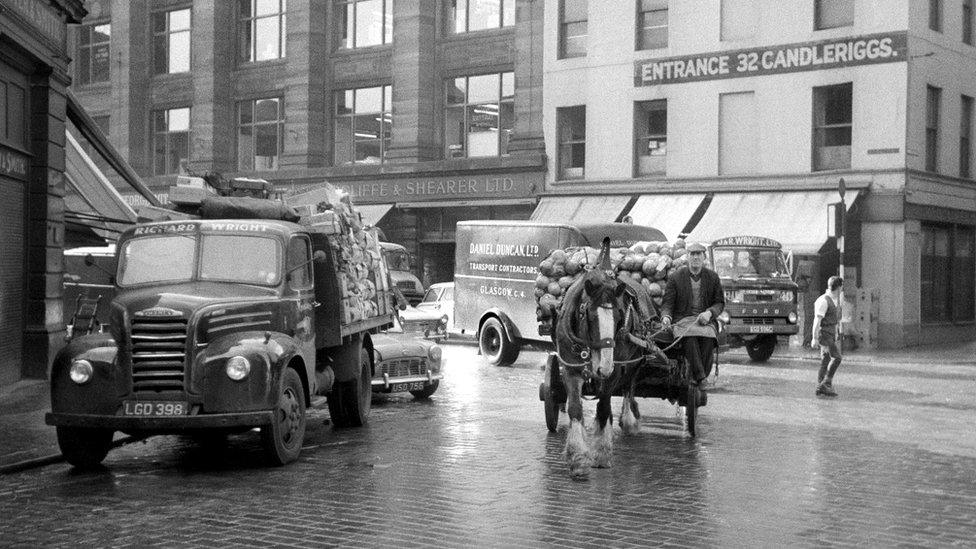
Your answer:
[371,372,443,391]
[45,410,274,430]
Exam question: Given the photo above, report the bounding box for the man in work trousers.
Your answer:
[661,243,725,389]
[811,276,843,397]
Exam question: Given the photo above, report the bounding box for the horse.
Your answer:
[552,239,665,479]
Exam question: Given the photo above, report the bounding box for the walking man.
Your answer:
[811,276,843,397]
[661,242,725,389]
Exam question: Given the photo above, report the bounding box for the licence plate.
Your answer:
[748,326,775,333]
[122,401,189,416]
[389,381,427,392]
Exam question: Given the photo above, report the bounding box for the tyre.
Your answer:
[409,380,440,399]
[328,342,372,428]
[479,317,520,366]
[57,426,113,468]
[261,368,307,466]
[542,354,560,432]
[543,384,560,432]
[746,335,776,362]
[685,383,699,437]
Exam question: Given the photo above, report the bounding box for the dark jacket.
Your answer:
[661,266,725,322]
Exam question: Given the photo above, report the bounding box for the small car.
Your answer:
[370,315,444,399]
[399,304,449,340]
[416,282,454,333]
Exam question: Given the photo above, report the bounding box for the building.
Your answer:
[69,0,547,290]
[540,0,976,349]
[0,0,88,385]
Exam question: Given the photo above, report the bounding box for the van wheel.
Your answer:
[746,335,776,362]
[479,317,520,366]
[328,342,372,427]
[261,368,306,466]
[57,426,113,469]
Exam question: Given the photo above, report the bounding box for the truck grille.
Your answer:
[742,318,775,325]
[377,358,426,378]
[131,317,188,393]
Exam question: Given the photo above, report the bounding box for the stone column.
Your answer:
[189,1,235,173]
[110,0,151,175]
[281,0,329,169]
[506,0,546,155]
[385,0,439,163]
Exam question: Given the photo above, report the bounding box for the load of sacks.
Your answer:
[334,228,384,323]
[535,239,688,321]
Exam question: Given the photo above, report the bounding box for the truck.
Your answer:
[708,235,799,362]
[454,220,666,366]
[46,197,396,467]
[380,241,425,305]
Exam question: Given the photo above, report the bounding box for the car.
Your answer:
[370,314,444,399]
[416,282,454,333]
[399,304,449,340]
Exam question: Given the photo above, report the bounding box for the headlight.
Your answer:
[428,345,442,362]
[226,356,251,381]
[717,311,730,323]
[69,359,93,385]
[440,315,449,326]
[788,311,798,324]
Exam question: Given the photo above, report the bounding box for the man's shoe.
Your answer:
[822,382,838,397]
[815,384,827,396]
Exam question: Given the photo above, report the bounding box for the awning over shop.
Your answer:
[357,203,394,226]
[64,131,138,245]
[685,190,859,254]
[530,196,631,224]
[625,193,707,241]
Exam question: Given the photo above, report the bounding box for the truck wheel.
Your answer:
[261,368,306,466]
[409,380,439,399]
[56,426,113,469]
[479,317,520,366]
[746,335,776,362]
[328,343,372,427]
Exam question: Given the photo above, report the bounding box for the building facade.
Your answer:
[0,0,86,385]
[541,0,976,349]
[70,0,547,290]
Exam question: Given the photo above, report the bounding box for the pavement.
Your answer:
[2,338,974,475]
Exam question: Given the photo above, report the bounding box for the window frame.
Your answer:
[76,22,111,86]
[152,8,192,75]
[812,82,853,171]
[636,0,668,51]
[442,72,515,159]
[336,0,393,50]
[152,106,191,176]
[814,0,854,30]
[965,0,974,45]
[633,99,667,177]
[445,0,516,34]
[237,97,285,171]
[557,105,586,180]
[926,85,941,173]
[286,236,313,291]
[238,0,287,64]
[929,0,943,32]
[962,95,973,179]
[558,0,587,59]
[333,84,393,165]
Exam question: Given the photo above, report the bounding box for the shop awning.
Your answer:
[356,203,394,226]
[530,196,631,224]
[64,131,138,245]
[685,190,859,254]
[625,193,707,241]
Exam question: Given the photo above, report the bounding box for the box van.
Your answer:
[454,221,666,365]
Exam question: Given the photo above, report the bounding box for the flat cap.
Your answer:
[686,242,707,253]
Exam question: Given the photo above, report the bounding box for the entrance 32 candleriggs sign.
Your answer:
[635,31,907,86]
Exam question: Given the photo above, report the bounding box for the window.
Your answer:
[334,85,391,164]
[962,95,973,178]
[239,0,287,63]
[0,66,29,150]
[634,100,666,176]
[336,0,392,49]
[926,85,941,172]
[921,223,975,323]
[929,0,943,32]
[76,23,111,85]
[152,107,190,175]
[444,73,514,158]
[965,0,974,45]
[286,237,312,290]
[559,0,587,59]
[153,9,191,74]
[720,0,756,41]
[719,91,758,175]
[814,0,853,30]
[637,0,668,50]
[445,0,515,34]
[557,106,585,180]
[238,98,284,171]
[812,83,852,171]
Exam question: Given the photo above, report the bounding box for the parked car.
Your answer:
[371,315,444,399]
[416,282,454,333]
[399,304,449,340]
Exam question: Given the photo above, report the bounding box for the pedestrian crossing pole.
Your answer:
[838,178,846,345]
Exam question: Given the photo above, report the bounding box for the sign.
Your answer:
[0,0,66,47]
[335,172,541,203]
[0,146,29,181]
[711,235,782,248]
[635,31,907,86]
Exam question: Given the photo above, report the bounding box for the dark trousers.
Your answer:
[818,334,842,384]
[683,336,715,382]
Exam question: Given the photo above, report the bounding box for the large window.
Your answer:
[238,98,284,171]
[152,107,190,175]
[559,0,587,59]
[812,83,852,171]
[76,23,111,85]
[334,85,391,164]
[814,0,853,30]
[634,100,666,176]
[239,0,287,63]
[336,0,392,49]
[153,9,191,74]
[557,106,585,180]
[929,0,943,32]
[921,223,975,323]
[637,0,668,50]
[927,85,941,172]
[965,0,974,45]
[445,0,515,34]
[444,73,514,158]
[962,95,973,179]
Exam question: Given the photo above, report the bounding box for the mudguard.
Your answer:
[49,332,121,416]
[479,308,521,342]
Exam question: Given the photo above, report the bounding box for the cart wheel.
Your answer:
[685,383,698,437]
[542,354,561,432]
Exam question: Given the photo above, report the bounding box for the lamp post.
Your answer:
[838,178,846,345]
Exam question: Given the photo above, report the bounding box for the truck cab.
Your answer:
[380,241,425,305]
[709,235,799,361]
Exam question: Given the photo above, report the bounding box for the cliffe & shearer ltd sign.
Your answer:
[635,31,907,86]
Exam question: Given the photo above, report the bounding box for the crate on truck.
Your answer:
[46,189,396,468]
[454,220,666,366]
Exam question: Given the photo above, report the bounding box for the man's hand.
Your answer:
[661,316,672,330]
[810,339,819,350]
[697,310,712,325]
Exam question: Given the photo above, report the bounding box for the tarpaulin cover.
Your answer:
[199,196,300,222]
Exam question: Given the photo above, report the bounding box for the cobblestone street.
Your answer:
[2,345,975,548]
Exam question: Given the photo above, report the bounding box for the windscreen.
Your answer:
[119,235,196,286]
[712,247,791,279]
[119,234,280,286]
[421,287,439,303]
[200,235,280,285]
[385,250,411,271]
